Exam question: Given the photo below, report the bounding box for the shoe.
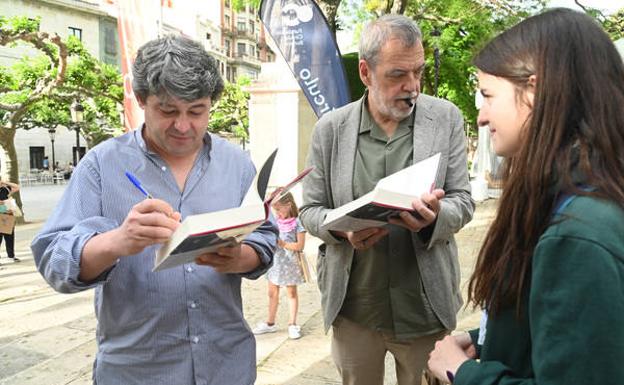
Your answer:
[10,257,20,263]
[253,322,277,335]
[288,324,301,340]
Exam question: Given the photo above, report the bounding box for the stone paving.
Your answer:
[0,184,498,385]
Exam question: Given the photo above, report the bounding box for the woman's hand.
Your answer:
[428,333,474,383]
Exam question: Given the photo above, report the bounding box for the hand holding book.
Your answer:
[195,243,261,273]
[388,188,445,232]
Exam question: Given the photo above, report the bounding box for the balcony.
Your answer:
[230,52,261,68]
[226,27,257,41]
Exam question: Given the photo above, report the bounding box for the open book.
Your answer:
[321,153,441,232]
[153,150,313,272]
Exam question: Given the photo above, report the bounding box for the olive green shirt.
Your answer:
[339,100,444,339]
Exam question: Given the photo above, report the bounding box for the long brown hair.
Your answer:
[468,8,624,315]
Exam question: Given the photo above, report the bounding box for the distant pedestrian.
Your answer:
[428,8,624,385]
[42,157,49,170]
[254,191,306,340]
[0,179,20,262]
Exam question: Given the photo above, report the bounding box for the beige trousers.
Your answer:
[331,316,447,385]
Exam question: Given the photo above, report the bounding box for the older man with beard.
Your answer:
[299,14,474,385]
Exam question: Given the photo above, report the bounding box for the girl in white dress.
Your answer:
[253,192,306,339]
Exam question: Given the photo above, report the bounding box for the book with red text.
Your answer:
[153,150,312,272]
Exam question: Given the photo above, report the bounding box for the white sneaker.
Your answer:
[253,322,277,335]
[288,324,301,339]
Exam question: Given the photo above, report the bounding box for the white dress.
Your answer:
[266,218,306,286]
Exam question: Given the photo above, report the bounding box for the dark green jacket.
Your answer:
[456,196,624,385]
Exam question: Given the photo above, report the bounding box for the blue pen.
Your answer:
[125,171,153,199]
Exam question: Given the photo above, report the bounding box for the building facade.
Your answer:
[0,0,274,178]
[0,0,119,177]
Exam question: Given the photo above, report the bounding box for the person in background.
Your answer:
[0,179,20,262]
[253,191,306,340]
[31,35,277,385]
[300,14,474,385]
[428,8,624,385]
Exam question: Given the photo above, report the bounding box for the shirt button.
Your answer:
[192,336,199,344]
[161,166,167,171]
[186,266,194,273]
[190,301,197,309]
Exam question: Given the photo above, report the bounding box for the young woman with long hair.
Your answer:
[428,8,624,384]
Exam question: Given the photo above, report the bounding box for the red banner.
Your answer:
[116,1,160,131]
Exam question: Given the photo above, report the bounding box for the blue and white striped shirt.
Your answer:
[31,128,278,385]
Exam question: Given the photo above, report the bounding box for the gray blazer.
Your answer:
[300,94,475,333]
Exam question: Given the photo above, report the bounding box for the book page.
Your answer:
[376,153,440,194]
[241,149,278,207]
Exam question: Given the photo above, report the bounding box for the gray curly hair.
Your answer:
[132,34,224,103]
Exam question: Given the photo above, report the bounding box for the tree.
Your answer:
[0,16,123,219]
[572,1,624,41]
[209,76,252,144]
[604,9,624,40]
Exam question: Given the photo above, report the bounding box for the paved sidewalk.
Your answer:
[0,188,497,385]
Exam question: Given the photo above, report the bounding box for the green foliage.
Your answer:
[232,0,259,12]
[341,52,366,101]
[602,9,624,40]
[408,0,545,131]
[0,15,40,34]
[0,15,123,148]
[209,76,251,142]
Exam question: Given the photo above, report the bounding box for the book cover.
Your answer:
[153,150,313,272]
[321,153,441,232]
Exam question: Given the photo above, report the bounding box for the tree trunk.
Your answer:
[0,128,25,224]
[390,0,408,14]
[316,0,341,37]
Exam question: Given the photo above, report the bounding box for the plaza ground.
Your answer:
[0,184,497,384]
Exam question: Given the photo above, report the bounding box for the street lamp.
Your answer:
[48,127,56,171]
[70,100,84,164]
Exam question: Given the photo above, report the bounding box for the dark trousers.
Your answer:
[0,228,15,258]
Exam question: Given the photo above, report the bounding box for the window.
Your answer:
[225,39,231,56]
[237,43,246,56]
[29,147,45,169]
[206,32,211,40]
[225,0,230,8]
[68,26,82,41]
[249,21,255,34]
[224,15,230,28]
[237,21,246,32]
[104,26,117,55]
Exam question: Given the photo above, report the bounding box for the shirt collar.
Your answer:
[133,124,213,159]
